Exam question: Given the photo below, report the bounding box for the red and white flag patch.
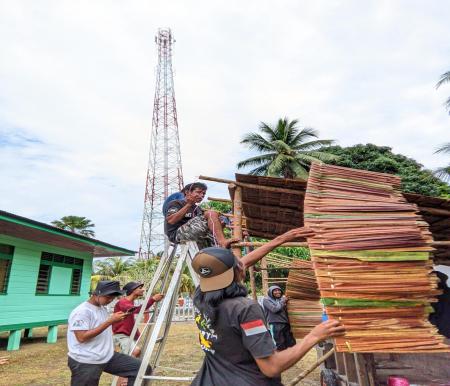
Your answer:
[240,319,267,336]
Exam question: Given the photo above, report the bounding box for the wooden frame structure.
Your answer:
[200,173,450,385]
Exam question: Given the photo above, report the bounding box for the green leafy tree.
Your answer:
[323,144,450,197]
[94,256,134,277]
[436,71,450,113]
[434,142,450,181]
[51,216,96,237]
[237,117,338,179]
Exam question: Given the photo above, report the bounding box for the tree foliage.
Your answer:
[434,142,450,182]
[238,117,337,179]
[51,215,96,237]
[94,256,134,277]
[323,143,450,197]
[436,71,450,114]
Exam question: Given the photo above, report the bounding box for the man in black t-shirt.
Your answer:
[190,227,345,386]
[164,182,236,249]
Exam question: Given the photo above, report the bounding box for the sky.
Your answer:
[1,0,449,252]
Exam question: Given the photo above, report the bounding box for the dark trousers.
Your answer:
[270,323,296,351]
[68,352,152,386]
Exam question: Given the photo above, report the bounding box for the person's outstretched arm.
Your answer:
[241,227,314,269]
[255,320,345,378]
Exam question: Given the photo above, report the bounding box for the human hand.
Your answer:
[185,192,198,205]
[152,293,164,302]
[278,227,315,243]
[108,311,127,324]
[307,320,345,344]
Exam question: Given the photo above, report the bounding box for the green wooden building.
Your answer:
[0,210,135,350]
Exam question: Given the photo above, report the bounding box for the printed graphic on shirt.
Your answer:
[240,319,268,336]
[166,204,196,219]
[195,310,217,354]
[72,320,86,328]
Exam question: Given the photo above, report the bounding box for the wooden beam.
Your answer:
[418,206,450,217]
[199,175,305,195]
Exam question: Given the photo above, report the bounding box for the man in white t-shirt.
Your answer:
[67,280,151,385]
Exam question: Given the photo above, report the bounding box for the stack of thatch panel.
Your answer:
[286,260,322,338]
[304,163,449,353]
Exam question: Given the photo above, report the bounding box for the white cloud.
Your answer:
[0,0,449,250]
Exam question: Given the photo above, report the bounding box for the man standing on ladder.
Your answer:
[164,182,236,249]
[190,227,345,386]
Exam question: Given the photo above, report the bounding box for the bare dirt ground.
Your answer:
[0,323,320,385]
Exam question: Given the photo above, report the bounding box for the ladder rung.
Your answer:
[143,375,194,381]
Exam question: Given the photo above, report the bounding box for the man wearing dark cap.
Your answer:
[67,280,151,386]
[191,227,345,386]
[113,282,163,356]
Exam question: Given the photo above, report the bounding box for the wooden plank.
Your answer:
[334,351,346,377]
[354,353,375,386]
[363,354,377,386]
[343,353,358,383]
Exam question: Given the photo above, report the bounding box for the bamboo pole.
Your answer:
[199,175,304,195]
[244,236,258,301]
[261,256,269,295]
[234,241,309,248]
[286,348,336,386]
[230,184,243,259]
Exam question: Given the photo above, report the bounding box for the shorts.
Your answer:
[175,215,215,249]
[113,334,137,353]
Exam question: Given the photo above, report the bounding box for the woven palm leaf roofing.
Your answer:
[230,173,450,261]
[0,210,135,257]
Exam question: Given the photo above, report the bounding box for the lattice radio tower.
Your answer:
[138,28,183,259]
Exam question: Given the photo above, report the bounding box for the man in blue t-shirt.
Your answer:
[164,182,236,249]
[162,184,193,216]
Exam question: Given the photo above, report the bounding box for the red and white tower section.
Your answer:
[138,28,183,258]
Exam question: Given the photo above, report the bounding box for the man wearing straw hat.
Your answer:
[190,227,345,386]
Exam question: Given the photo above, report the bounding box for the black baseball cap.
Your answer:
[93,280,125,296]
[123,282,144,295]
[192,247,237,292]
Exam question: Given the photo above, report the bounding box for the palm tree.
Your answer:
[94,257,133,277]
[436,71,450,113]
[434,142,450,181]
[237,117,338,179]
[51,216,96,237]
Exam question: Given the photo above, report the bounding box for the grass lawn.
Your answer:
[0,323,320,386]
